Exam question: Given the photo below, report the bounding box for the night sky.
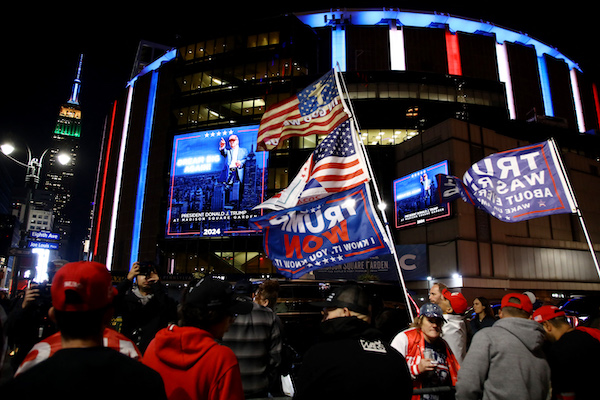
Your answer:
[1,2,598,259]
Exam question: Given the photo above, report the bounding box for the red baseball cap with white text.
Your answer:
[51,261,117,312]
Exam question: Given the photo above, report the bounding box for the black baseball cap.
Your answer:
[186,277,253,315]
[233,279,254,296]
[311,284,371,315]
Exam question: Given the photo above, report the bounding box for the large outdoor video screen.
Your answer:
[166,125,268,237]
[393,160,451,228]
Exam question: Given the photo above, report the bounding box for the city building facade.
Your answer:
[89,9,600,301]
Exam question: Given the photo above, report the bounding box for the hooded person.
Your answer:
[142,277,253,400]
[455,293,551,400]
[293,283,412,400]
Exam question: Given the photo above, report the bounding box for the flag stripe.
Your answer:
[317,169,366,183]
[258,98,300,130]
[313,158,361,173]
[263,107,348,137]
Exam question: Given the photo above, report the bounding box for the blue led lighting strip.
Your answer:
[130,70,159,266]
[332,26,346,71]
[537,56,554,117]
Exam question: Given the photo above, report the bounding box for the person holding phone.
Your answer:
[391,303,460,400]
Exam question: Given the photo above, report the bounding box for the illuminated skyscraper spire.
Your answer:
[68,54,83,105]
[43,54,84,259]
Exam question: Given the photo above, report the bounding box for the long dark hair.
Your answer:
[475,296,495,318]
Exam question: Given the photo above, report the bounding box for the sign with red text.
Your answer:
[250,184,392,278]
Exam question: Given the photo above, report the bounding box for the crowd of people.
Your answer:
[0,261,599,400]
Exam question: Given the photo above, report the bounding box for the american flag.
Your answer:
[254,120,370,211]
[256,69,349,151]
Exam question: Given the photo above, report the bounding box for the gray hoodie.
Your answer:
[455,317,550,400]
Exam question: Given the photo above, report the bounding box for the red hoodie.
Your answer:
[143,325,245,400]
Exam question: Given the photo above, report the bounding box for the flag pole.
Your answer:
[548,138,600,280]
[333,65,416,321]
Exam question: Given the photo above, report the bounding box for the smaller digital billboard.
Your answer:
[393,160,451,228]
[166,125,268,237]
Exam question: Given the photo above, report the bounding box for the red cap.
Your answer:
[501,293,533,314]
[51,261,117,312]
[533,305,566,323]
[442,289,468,314]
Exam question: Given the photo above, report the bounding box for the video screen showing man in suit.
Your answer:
[166,126,268,237]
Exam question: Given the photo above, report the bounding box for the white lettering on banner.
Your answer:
[460,150,560,217]
[464,170,546,195]
[342,238,373,251]
[269,201,358,233]
[469,152,541,179]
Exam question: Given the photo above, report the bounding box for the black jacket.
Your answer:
[294,316,412,400]
[113,279,178,353]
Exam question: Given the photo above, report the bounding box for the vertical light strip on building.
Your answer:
[332,26,346,71]
[93,101,118,257]
[130,70,159,266]
[445,30,462,76]
[106,85,134,270]
[389,24,406,71]
[537,56,554,117]
[570,69,586,132]
[496,42,516,120]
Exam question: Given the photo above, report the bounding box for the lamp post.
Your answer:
[1,142,71,295]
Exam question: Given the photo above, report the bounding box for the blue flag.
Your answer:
[435,140,576,222]
[250,183,392,278]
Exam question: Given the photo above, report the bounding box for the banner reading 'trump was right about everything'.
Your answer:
[435,140,576,222]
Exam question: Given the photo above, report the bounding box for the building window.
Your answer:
[358,128,420,145]
[346,81,504,108]
[268,167,289,190]
[406,106,419,118]
[247,31,280,48]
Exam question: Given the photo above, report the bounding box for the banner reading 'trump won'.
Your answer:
[250,183,392,278]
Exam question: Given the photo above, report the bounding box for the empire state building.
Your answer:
[43,54,82,259]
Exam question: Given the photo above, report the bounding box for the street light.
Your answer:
[1,143,71,187]
[1,141,71,292]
